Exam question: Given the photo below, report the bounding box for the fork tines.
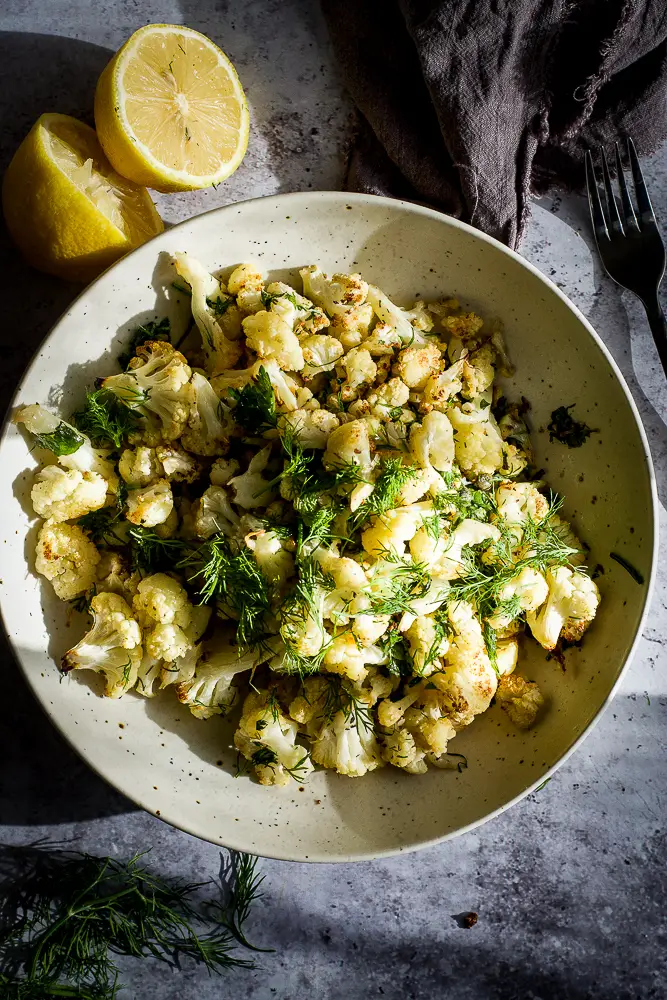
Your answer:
[585,138,656,239]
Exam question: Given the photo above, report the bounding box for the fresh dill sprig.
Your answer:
[118,317,171,370]
[228,367,277,434]
[128,525,185,574]
[278,560,334,676]
[207,295,234,317]
[31,421,85,457]
[367,555,431,616]
[246,744,311,782]
[378,626,413,677]
[77,483,128,546]
[68,587,96,615]
[349,457,419,530]
[178,535,272,651]
[260,289,305,311]
[72,390,139,449]
[321,675,373,732]
[547,404,596,448]
[0,844,264,997]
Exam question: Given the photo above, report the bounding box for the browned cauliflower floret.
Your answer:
[393,343,443,389]
[496,674,545,729]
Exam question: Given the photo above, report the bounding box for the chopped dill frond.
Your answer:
[118,316,171,370]
[349,457,419,530]
[228,366,277,434]
[72,389,139,449]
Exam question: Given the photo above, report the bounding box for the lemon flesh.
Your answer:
[2,113,163,283]
[95,24,249,192]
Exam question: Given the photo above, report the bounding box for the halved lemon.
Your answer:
[2,113,163,283]
[94,24,250,192]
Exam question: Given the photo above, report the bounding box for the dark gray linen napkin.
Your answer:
[321,0,667,247]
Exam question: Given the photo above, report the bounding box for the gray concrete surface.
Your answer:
[1,2,666,998]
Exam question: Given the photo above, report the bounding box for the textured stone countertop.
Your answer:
[1,3,666,998]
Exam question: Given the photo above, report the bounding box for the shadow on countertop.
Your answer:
[0,632,136,826]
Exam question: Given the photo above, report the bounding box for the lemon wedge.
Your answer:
[94,24,250,192]
[2,113,163,283]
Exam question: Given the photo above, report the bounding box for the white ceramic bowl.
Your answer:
[0,192,657,862]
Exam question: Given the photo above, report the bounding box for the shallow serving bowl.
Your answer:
[0,192,657,861]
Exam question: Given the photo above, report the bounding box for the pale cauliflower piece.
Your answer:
[35,521,100,600]
[409,411,455,472]
[420,359,465,413]
[300,334,344,378]
[361,504,425,557]
[488,567,549,629]
[411,518,500,581]
[448,403,504,477]
[243,310,304,372]
[366,378,410,420]
[118,446,161,488]
[330,302,375,350]
[432,601,498,728]
[193,485,240,539]
[280,408,340,449]
[155,444,202,483]
[526,567,600,650]
[176,634,258,719]
[341,347,377,389]
[244,528,294,588]
[367,284,428,346]
[393,343,443,389]
[173,252,242,373]
[461,343,496,398]
[132,573,192,629]
[227,263,265,315]
[14,405,118,490]
[235,690,313,785]
[381,728,428,775]
[311,709,382,777]
[62,592,142,698]
[323,634,386,684]
[496,674,545,729]
[102,341,192,442]
[361,321,402,357]
[228,446,277,509]
[323,419,372,473]
[404,614,449,675]
[31,467,107,522]
[300,265,368,316]
[180,372,233,457]
[210,457,240,485]
[126,479,173,527]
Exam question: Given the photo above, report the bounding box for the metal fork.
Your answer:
[585,138,667,377]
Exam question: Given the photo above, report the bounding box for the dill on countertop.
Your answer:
[547,405,597,448]
[0,844,266,998]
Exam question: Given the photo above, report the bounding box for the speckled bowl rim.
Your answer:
[0,190,658,862]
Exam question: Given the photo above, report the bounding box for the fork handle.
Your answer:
[643,297,667,378]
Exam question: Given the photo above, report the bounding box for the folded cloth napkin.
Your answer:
[321,0,667,247]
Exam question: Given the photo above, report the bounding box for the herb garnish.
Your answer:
[609,551,644,584]
[0,844,265,997]
[228,367,277,434]
[72,389,139,449]
[547,405,596,448]
[31,421,84,457]
[178,535,273,651]
[118,317,171,370]
[78,483,128,545]
[129,525,185,574]
[349,457,419,530]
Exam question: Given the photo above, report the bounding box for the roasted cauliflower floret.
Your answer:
[300,265,368,316]
[31,466,107,522]
[180,372,233,457]
[323,418,372,473]
[496,674,545,729]
[102,341,192,442]
[280,408,340,449]
[367,284,428,346]
[176,633,257,719]
[366,378,410,420]
[526,567,600,650]
[235,689,313,786]
[125,479,173,528]
[393,343,443,389]
[210,457,240,486]
[448,403,504,478]
[243,310,304,372]
[244,528,294,589]
[300,334,344,378]
[340,347,377,390]
[419,359,465,413]
[61,592,142,698]
[409,411,455,473]
[228,446,277,509]
[381,727,428,774]
[227,263,265,315]
[118,446,161,488]
[460,343,496,398]
[432,601,498,728]
[193,485,240,539]
[404,615,449,675]
[155,443,202,483]
[310,708,382,777]
[173,252,242,372]
[330,302,374,350]
[132,573,192,629]
[35,521,100,600]
[323,634,386,684]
